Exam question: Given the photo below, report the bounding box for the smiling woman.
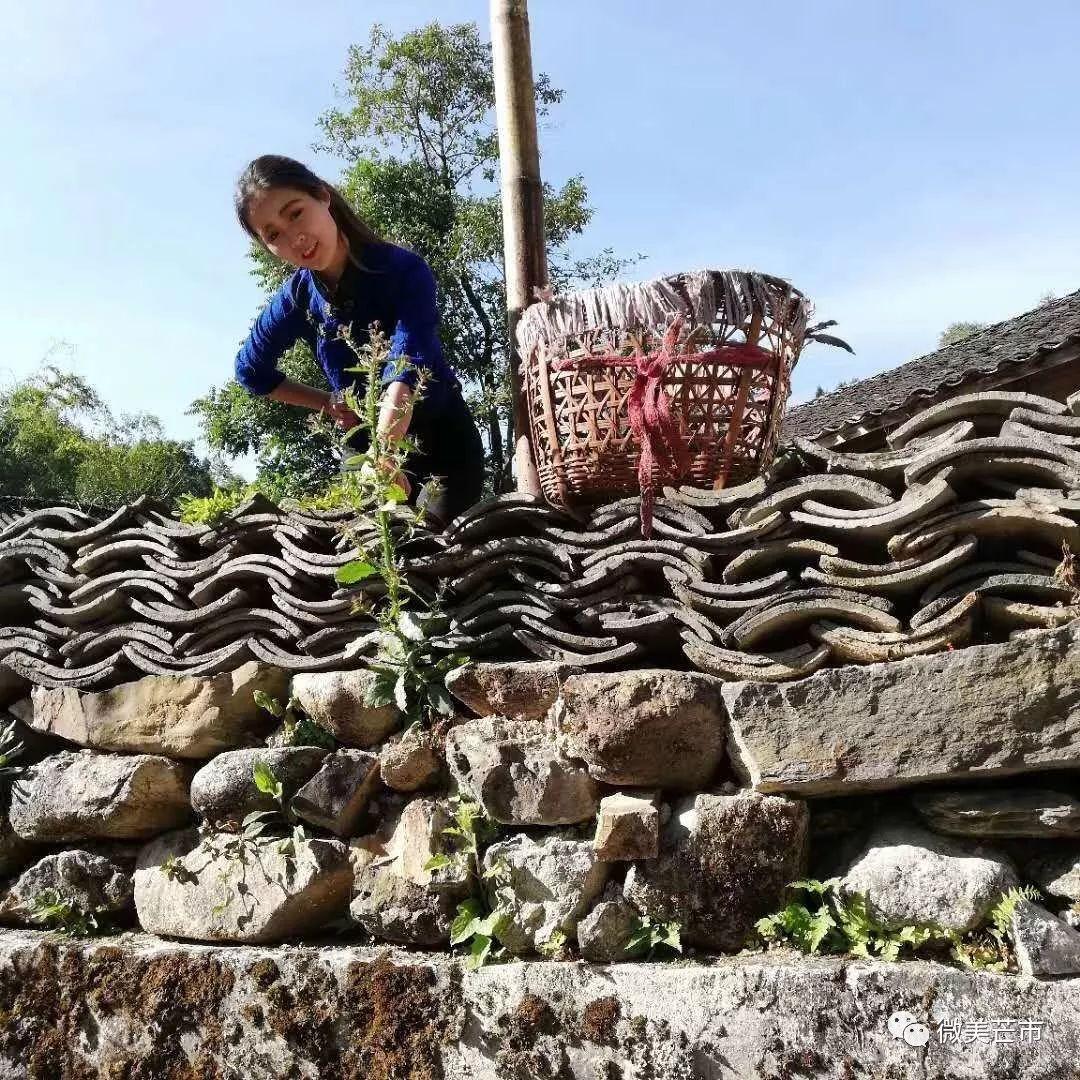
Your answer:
[232,155,485,527]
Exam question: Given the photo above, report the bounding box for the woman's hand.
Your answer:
[378,458,412,499]
[325,392,360,431]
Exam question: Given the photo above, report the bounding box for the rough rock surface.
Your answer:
[723,623,1080,795]
[290,749,380,836]
[0,850,132,924]
[914,788,1080,838]
[134,828,351,943]
[481,833,609,954]
[446,716,599,825]
[379,725,442,791]
[560,669,724,791]
[0,815,34,877]
[350,799,471,946]
[1,932,1077,1079]
[1021,847,1080,902]
[9,751,191,841]
[842,823,1016,932]
[189,746,328,824]
[594,791,659,861]
[1010,899,1080,977]
[446,661,581,720]
[291,670,400,747]
[624,791,808,951]
[577,895,641,962]
[24,663,288,758]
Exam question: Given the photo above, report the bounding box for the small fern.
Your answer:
[755,879,1040,973]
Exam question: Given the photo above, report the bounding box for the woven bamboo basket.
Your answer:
[517,269,826,514]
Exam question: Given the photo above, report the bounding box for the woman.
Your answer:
[233,155,485,526]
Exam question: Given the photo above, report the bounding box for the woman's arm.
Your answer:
[268,379,331,413]
[377,380,414,442]
[236,278,310,397]
[375,380,415,495]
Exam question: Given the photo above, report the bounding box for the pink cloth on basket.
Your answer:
[551,316,775,537]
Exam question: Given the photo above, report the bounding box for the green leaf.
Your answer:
[423,853,453,873]
[465,933,493,969]
[625,927,652,955]
[363,679,397,709]
[252,690,284,718]
[394,671,410,713]
[252,762,283,800]
[450,898,484,945]
[791,878,840,896]
[241,810,278,839]
[658,921,683,954]
[807,907,836,954]
[336,560,378,585]
[426,682,457,716]
[476,908,509,940]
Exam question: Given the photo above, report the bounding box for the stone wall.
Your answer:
[1,386,1080,1076]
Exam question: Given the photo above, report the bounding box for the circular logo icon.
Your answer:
[903,1022,931,1047]
[887,1011,917,1038]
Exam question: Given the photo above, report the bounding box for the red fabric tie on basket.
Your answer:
[551,315,776,537]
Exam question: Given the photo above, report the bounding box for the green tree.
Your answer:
[191,21,639,494]
[0,366,218,509]
[938,321,986,348]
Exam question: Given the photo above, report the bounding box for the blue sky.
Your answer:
[4,0,1080,459]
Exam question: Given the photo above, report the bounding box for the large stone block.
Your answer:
[446,716,599,825]
[914,788,1080,839]
[291,670,401,747]
[10,751,191,841]
[560,670,724,791]
[594,792,659,861]
[0,933,1079,1078]
[841,823,1016,933]
[481,833,609,954]
[723,623,1080,796]
[1021,846,1080,903]
[350,799,471,946]
[0,850,132,926]
[134,828,351,943]
[1011,898,1080,977]
[624,791,808,951]
[379,725,442,792]
[189,747,328,825]
[446,661,581,720]
[291,750,380,837]
[24,663,288,759]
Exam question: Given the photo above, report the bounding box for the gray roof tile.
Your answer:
[784,290,1080,441]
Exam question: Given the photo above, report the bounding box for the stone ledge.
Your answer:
[723,621,1080,796]
[0,930,1077,1079]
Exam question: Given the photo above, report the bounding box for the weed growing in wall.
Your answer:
[332,323,466,725]
[755,878,1042,972]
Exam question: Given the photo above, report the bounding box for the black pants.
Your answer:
[344,389,485,528]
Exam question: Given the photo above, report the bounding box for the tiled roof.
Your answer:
[2,394,1080,689]
[784,289,1080,441]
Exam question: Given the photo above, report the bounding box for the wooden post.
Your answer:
[491,0,545,495]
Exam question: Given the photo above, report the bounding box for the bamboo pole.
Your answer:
[491,0,546,495]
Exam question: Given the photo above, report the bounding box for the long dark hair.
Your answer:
[235,155,382,260]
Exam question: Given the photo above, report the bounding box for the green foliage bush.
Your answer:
[0,366,218,508]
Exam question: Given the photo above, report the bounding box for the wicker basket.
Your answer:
[517,269,817,518]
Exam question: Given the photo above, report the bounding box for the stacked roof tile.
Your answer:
[1,390,1079,691]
